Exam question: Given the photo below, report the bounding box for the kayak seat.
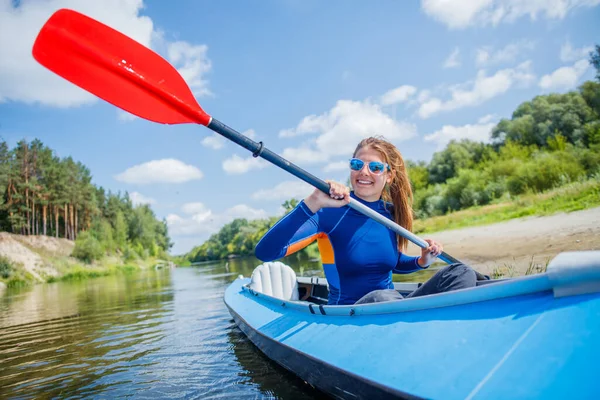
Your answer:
[249,261,300,301]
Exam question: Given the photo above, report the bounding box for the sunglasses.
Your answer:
[349,158,390,175]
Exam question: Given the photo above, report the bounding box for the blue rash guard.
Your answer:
[255,192,424,305]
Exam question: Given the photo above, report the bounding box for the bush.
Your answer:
[72,231,104,263]
[122,245,138,262]
[0,255,14,279]
[570,147,600,176]
[414,185,448,218]
[443,169,492,210]
[507,152,585,195]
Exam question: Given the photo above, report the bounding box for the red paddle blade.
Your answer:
[32,9,211,126]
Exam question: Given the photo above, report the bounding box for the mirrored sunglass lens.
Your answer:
[369,162,384,173]
[350,159,364,170]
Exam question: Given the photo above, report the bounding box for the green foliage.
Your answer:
[579,81,600,116]
[507,152,585,195]
[547,133,568,151]
[123,245,139,262]
[415,179,600,234]
[590,45,600,82]
[72,231,104,264]
[427,140,491,184]
[444,169,492,211]
[282,199,299,214]
[492,91,596,147]
[0,139,172,263]
[0,255,14,279]
[406,160,429,191]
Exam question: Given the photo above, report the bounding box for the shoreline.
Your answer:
[2,206,599,292]
[0,232,164,292]
[404,206,600,276]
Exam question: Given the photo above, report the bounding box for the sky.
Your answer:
[0,0,599,254]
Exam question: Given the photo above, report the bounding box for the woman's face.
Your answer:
[351,147,392,202]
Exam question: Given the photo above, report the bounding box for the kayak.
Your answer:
[224,251,600,399]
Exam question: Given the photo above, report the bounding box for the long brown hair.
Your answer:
[353,136,413,251]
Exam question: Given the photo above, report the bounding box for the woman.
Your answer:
[255,136,477,305]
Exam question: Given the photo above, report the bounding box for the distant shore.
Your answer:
[0,233,161,291]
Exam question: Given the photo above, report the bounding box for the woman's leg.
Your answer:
[354,289,404,304]
[407,263,477,298]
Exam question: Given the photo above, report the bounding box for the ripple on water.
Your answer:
[0,265,324,399]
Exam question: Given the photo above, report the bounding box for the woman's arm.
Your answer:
[255,201,322,261]
[392,252,425,274]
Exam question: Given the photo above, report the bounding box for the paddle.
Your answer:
[32,8,462,266]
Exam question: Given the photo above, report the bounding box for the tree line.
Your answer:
[183,49,600,263]
[0,139,171,262]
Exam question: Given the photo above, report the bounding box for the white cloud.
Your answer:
[476,40,535,67]
[478,114,496,124]
[560,41,594,62]
[167,41,212,97]
[0,0,211,107]
[443,48,461,69]
[222,154,268,174]
[251,180,314,201]
[417,90,431,103]
[201,134,224,149]
[242,129,257,140]
[117,110,140,122]
[181,202,210,216]
[421,0,600,29]
[279,100,417,162]
[424,118,497,149]
[418,61,535,119]
[323,160,349,173]
[282,146,329,165]
[380,85,417,105]
[167,203,267,236]
[115,158,203,184]
[129,191,156,205]
[539,59,590,91]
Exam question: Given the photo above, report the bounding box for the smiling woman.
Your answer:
[255,136,478,306]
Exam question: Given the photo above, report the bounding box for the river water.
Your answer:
[0,256,434,399]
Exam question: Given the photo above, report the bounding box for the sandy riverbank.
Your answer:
[404,206,600,276]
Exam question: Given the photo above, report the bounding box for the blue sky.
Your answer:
[0,0,598,254]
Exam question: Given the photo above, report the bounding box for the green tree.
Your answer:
[282,198,299,214]
[590,44,600,82]
[428,140,491,184]
[492,92,595,147]
[406,160,429,191]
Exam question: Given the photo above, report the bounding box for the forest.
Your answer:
[0,139,171,263]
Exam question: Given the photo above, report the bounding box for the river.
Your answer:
[0,256,435,399]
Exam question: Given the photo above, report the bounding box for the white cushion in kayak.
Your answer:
[249,261,299,301]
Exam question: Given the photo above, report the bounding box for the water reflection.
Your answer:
[227,327,328,399]
[0,255,435,399]
[0,271,174,399]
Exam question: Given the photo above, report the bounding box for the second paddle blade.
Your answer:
[32,8,210,125]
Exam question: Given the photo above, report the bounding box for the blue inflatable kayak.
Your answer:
[224,251,600,399]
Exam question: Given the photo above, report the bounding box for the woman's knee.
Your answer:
[355,289,403,304]
[443,263,477,287]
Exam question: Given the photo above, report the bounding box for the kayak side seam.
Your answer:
[465,313,545,400]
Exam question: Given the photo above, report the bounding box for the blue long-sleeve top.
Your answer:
[255,192,424,305]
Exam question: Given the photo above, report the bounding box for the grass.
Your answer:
[414,178,600,234]
[490,255,551,279]
[46,263,140,283]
